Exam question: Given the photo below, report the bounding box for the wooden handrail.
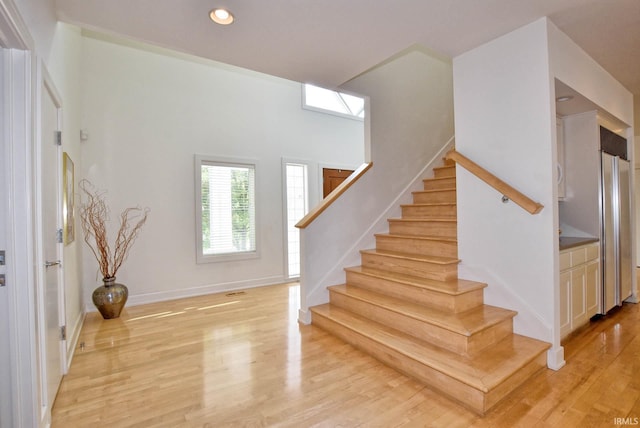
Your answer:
[445,150,544,215]
[296,162,373,229]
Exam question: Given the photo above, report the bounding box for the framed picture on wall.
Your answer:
[63,152,75,245]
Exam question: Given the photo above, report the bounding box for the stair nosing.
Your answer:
[345,266,486,294]
[375,233,457,243]
[423,176,456,181]
[329,284,516,336]
[412,188,456,194]
[360,249,460,265]
[388,218,457,223]
[400,203,457,207]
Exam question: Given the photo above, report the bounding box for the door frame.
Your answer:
[0,1,46,426]
[36,59,67,415]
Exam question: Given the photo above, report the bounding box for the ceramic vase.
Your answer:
[92,277,128,319]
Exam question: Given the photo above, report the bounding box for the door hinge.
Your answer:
[56,229,63,244]
[55,130,62,146]
[60,326,66,341]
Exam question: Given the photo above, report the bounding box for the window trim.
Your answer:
[195,154,259,264]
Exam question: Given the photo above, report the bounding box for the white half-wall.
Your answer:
[298,47,455,322]
[454,18,635,370]
[79,34,364,309]
[454,19,560,367]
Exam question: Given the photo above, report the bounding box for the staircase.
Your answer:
[310,160,550,415]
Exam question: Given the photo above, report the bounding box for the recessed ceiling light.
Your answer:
[556,95,573,102]
[210,8,234,25]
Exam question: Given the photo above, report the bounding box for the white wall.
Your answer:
[454,19,559,366]
[559,111,600,237]
[46,22,84,366]
[549,24,634,129]
[298,47,455,320]
[14,0,56,62]
[454,18,635,370]
[80,34,364,307]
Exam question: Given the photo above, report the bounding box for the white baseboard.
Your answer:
[84,275,289,312]
[546,346,566,371]
[298,308,311,325]
[64,311,85,373]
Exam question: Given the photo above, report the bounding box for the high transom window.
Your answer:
[302,84,365,120]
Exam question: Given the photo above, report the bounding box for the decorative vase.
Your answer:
[92,277,128,319]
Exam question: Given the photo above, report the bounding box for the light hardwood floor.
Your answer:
[52,282,640,427]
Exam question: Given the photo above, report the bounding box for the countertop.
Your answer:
[559,236,599,251]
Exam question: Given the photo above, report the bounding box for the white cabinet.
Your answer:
[559,242,600,339]
[559,270,571,338]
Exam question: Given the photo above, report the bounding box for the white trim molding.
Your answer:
[0,0,34,49]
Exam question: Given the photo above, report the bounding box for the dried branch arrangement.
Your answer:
[79,180,150,280]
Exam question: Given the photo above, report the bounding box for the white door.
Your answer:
[0,47,13,428]
[41,76,65,410]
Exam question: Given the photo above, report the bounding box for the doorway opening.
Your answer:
[322,168,354,198]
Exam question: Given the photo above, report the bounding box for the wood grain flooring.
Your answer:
[52,282,640,427]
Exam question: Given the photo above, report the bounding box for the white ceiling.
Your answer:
[55,0,640,96]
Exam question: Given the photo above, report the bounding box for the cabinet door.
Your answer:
[571,267,587,329]
[560,270,572,338]
[585,260,600,318]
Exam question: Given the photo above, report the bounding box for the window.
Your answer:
[302,84,365,120]
[196,155,257,263]
[284,163,308,278]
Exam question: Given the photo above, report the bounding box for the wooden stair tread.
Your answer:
[413,188,456,194]
[360,249,460,265]
[388,218,457,223]
[375,233,457,243]
[424,176,455,181]
[345,266,486,294]
[329,284,516,336]
[311,304,550,392]
[433,165,455,172]
[400,203,456,207]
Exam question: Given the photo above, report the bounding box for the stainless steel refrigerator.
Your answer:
[600,126,632,314]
